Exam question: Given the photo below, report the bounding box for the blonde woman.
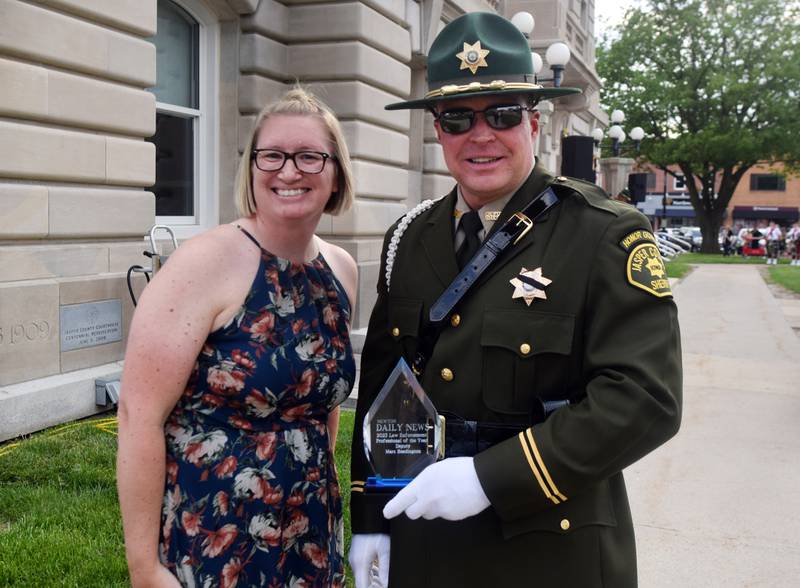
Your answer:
[118,88,357,587]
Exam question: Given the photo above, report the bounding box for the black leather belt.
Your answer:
[441,399,569,458]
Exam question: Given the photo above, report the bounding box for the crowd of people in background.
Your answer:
[720,221,800,265]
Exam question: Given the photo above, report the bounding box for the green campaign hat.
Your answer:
[386,12,581,111]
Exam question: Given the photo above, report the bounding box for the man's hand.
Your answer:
[349,533,390,588]
[382,457,490,521]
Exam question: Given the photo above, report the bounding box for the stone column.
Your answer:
[535,101,555,170]
[599,157,636,198]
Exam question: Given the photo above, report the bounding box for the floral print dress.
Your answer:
[160,227,355,588]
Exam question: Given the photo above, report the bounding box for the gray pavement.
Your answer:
[627,265,800,587]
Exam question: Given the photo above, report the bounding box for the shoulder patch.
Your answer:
[626,242,672,298]
[619,229,656,252]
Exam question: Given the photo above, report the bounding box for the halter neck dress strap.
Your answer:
[235,224,263,250]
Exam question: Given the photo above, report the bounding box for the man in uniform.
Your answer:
[349,12,682,588]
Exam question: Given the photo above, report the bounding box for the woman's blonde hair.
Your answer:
[234,87,355,217]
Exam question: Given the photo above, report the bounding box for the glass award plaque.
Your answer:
[363,358,444,492]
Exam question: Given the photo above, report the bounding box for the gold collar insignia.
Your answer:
[456,41,490,75]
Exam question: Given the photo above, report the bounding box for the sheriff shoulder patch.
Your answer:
[619,229,656,252]
[626,242,672,297]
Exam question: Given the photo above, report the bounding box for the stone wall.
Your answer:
[0,0,158,440]
[237,0,419,330]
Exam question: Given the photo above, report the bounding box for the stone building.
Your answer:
[0,0,604,441]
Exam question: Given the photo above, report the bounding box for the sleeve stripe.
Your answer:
[525,428,567,502]
[517,432,561,505]
[351,487,364,493]
[351,480,365,493]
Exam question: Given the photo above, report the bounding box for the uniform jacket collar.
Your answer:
[421,160,558,291]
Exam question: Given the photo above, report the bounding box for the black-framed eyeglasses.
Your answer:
[434,104,536,135]
[251,149,335,174]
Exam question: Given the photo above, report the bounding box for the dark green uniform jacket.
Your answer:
[350,161,682,587]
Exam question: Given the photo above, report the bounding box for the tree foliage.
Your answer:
[597,0,800,251]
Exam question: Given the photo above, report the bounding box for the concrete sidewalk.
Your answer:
[627,265,800,587]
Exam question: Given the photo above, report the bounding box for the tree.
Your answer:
[597,0,800,252]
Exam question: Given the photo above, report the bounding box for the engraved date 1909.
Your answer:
[0,321,51,346]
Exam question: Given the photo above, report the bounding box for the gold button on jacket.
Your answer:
[440,368,454,381]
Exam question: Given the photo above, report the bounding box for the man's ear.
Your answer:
[529,110,541,140]
[433,119,444,143]
[430,108,443,143]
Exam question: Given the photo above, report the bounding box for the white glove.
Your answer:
[349,533,390,588]
[382,456,490,521]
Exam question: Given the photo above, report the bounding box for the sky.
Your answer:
[593,0,639,39]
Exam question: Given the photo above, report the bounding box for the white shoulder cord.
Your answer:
[385,197,441,292]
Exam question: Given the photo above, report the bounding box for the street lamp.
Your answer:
[591,127,604,146]
[512,12,572,87]
[629,126,645,152]
[608,124,626,156]
[545,43,571,87]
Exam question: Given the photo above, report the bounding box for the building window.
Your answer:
[750,174,786,191]
[674,174,686,190]
[147,0,217,233]
[647,173,656,189]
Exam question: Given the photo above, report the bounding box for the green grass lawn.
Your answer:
[666,252,800,280]
[766,265,800,294]
[665,259,691,279]
[0,411,356,587]
[675,253,784,265]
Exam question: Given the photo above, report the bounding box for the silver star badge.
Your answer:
[510,267,552,306]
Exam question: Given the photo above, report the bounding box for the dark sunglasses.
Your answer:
[434,104,536,135]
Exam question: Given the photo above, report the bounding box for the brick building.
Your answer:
[635,164,799,229]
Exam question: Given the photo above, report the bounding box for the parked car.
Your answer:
[679,227,703,251]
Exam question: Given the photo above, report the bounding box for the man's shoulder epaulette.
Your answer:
[550,175,623,216]
[385,196,445,291]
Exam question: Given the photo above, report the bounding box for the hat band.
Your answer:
[425,79,542,99]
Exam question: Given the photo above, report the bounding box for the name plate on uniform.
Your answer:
[60,300,122,352]
[363,358,444,492]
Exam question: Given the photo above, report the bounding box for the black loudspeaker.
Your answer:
[560,136,596,182]
[627,173,648,203]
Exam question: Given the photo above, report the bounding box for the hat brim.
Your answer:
[385,86,582,111]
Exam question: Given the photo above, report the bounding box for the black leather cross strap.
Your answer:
[429,186,560,323]
[409,186,561,377]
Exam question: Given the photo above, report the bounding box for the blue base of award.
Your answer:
[366,476,412,493]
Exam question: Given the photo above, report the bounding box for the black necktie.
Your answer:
[456,209,483,269]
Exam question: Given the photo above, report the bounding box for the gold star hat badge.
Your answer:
[456,41,490,75]
[510,267,552,306]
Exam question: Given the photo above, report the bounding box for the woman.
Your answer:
[117,88,357,587]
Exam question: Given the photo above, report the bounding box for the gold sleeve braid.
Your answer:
[517,429,567,504]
